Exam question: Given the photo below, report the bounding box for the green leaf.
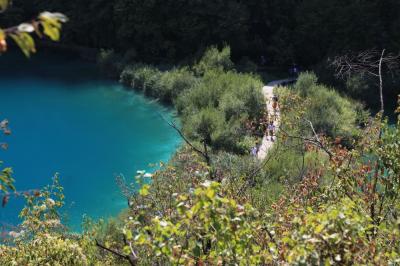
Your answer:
[122,245,131,256]
[139,184,150,196]
[192,244,201,258]
[125,230,133,240]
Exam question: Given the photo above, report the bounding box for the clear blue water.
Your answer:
[0,52,181,230]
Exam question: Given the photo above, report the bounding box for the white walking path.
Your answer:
[257,78,296,160]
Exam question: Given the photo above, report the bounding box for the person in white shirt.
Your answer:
[268,121,275,141]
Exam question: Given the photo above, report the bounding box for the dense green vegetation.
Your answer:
[118,46,265,154]
[2,72,400,264]
[2,0,400,264]
[2,0,400,111]
[293,72,368,140]
[0,0,398,67]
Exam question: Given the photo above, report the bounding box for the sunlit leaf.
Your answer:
[0,0,9,12]
[40,19,60,41]
[139,184,150,196]
[40,11,68,23]
[9,32,36,57]
[39,12,68,41]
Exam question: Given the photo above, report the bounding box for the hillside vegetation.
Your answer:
[2,46,399,265]
[1,0,400,264]
[1,0,399,67]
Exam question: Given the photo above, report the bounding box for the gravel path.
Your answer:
[257,78,296,160]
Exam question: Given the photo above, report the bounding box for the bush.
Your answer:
[177,69,265,152]
[184,107,225,146]
[120,64,161,96]
[125,181,273,265]
[120,64,197,103]
[0,176,106,265]
[119,46,265,153]
[294,71,318,97]
[281,198,378,265]
[156,68,198,103]
[294,72,360,139]
[193,46,234,75]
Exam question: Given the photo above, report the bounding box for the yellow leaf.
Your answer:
[139,184,150,196]
[314,224,324,234]
[205,188,215,199]
[9,32,36,57]
[0,0,9,12]
[40,20,60,41]
[39,12,68,41]
[125,230,133,240]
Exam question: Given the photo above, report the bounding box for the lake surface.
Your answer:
[0,51,181,230]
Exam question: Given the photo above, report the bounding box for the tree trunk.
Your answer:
[379,49,385,114]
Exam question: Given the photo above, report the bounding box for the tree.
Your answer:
[331,49,400,114]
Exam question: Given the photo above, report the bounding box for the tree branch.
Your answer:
[95,239,137,266]
[158,113,212,167]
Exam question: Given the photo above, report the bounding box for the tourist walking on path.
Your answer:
[267,121,275,141]
[257,78,296,160]
[251,146,258,156]
[272,95,279,120]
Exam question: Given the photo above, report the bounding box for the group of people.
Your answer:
[250,95,279,157]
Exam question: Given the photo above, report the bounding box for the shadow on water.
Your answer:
[0,50,103,85]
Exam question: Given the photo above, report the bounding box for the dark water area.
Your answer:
[0,51,181,231]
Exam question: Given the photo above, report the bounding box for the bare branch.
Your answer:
[158,113,212,167]
[331,49,400,114]
[279,126,333,160]
[95,239,137,266]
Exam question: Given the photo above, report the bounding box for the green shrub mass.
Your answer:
[2,46,400,265]
[120,46,265,153]
[294,72,362,139]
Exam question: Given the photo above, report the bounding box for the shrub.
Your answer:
[0,176,105,265]
[193,46,234,75]
[120,64,161,96]
[119,46,264,153]
[293,72,360,139]
[281,198,376,265]
[121,65,197,103]
[178,70,265,152]
[0,234,93,266]
[125,181,273,265]
[294,71,318,97]
[156,68,197,103]
[183,107,225,146]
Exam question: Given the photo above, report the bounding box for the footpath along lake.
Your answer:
[0,52,181,230]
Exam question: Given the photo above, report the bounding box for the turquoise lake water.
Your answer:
[0,52,181,230]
